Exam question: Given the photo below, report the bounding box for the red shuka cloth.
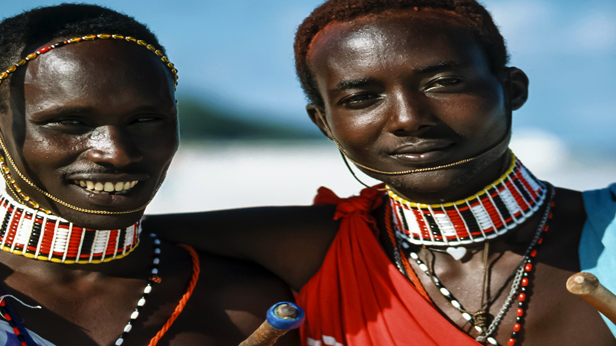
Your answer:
[296,187,482,346]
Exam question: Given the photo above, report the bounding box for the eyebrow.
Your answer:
[329,61,468,93]
[413,61,466,74]
[331,78,378,92]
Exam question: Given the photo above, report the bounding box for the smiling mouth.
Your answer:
[73,180,139,195]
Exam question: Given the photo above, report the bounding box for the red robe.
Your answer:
[296,187,482,346]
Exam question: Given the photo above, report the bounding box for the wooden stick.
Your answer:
[239,303,305,346]
[567,272,616,324]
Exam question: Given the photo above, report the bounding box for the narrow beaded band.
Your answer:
[115,233,162,346]
[0,187,140,264]
[388,154,547,246]
[0,33,178,87]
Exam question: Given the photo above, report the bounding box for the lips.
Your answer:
[390,140,455,164]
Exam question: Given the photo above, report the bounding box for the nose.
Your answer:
[86,126,143,167]
[387,91,437,135]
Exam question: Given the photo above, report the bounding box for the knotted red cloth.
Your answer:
[296,187,482,346]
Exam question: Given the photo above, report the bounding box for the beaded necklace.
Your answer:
[388,184,555,345]
[0,187,140,264]
[388,154,547,257]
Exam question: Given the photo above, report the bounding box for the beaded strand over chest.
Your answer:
[0,187,140,264]
[388,154,547,247]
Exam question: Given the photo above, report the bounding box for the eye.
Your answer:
[425,77,463,91]
[338,93,382,109]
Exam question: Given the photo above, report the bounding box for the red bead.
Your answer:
[36,46,51,54]
[517,308,524,317]
[530,250,537,257]
[508,338,516,346]
[513,323,521,332]
[13,327,20,335]
[521,278,529,286]
[0,299,5,306]
[525,263,533,272]
[549,213,553,219]
[22,342,27,346]
[537,238,543,244]
[519,293,526,301]
[4,314,11,321]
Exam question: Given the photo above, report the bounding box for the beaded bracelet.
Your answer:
[0,34,178,87]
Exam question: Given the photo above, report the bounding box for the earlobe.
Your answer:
[506,67,529,111]
[306,104,334,140]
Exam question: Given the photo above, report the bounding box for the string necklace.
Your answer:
[389,185,555,345]
[0,186,140,264]
[388,154,547,259]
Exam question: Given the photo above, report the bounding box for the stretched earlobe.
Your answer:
[306,104,334,140]
[505,67,529,111]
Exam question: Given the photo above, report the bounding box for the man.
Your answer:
[0,4,297,346]
[148,0,616,345]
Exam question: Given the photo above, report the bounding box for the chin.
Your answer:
[379,159,495,202]
[56,208,145,230]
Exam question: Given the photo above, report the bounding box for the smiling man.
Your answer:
[148,0,616,345]
[0,4,297,346]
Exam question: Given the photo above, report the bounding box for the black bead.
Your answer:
[523,272,529,277]
[519,302,524,307]
[512,332,518,338]
[521,287,527,292]
[516,317,522,322]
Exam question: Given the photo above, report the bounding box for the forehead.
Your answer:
[21,40,175,114]
[307,11,489,80]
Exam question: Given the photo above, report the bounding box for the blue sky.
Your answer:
[5,0,616,154]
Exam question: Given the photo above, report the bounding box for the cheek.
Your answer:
[22,131,83,169]
[434,90,506,137]
[328,108,388,149]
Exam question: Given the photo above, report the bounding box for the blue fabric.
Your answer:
[0,320,53,346]
[580,183,616,336]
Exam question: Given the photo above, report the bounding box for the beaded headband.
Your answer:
[0,33,178,87]
[388,153,547,247]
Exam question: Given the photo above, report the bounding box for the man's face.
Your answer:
[2,39,178,229]
[307,11,514,202]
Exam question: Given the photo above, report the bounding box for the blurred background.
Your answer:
[5,0,616,212]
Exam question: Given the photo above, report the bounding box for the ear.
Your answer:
[505,67,529,111]
[306,103,334,140]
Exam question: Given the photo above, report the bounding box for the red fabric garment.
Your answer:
[296,187,482,346]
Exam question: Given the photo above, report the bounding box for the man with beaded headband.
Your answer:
[149,0,616,345]
[0,4,298,346]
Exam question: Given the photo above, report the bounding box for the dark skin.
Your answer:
[148,10,615,346]
[0,39,298,345]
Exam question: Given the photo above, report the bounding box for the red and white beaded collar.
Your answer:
[388,154,547,252]
[0,186,140,264]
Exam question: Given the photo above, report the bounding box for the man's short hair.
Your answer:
[0,3,166,113]
[294,0,509,108]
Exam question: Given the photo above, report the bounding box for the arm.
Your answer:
[143,205,339,291]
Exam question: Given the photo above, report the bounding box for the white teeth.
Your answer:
[75,180,139,194]
[104,182,114,192]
